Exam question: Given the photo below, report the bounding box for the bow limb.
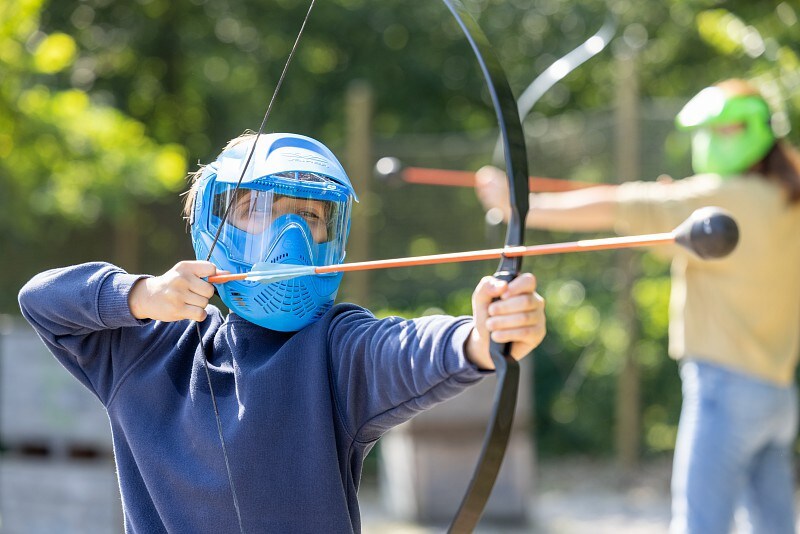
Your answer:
[373,16,615,197]
[492,15,616,163]
[516,16,616,121]
[440,1,530,532]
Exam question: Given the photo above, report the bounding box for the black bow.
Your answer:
[441,1,530,532]
[202,2,530,532]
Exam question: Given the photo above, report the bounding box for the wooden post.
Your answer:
[614,45,641,471]
[342,81,373,305]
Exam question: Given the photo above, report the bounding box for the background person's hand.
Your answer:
[475,165,512,221]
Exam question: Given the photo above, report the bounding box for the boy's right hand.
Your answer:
[129,261,224,322]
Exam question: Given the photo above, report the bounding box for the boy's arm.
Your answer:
[328,310,484,442]
[475,165,618,231]
[18,262,187,403]
[328,274,544,441]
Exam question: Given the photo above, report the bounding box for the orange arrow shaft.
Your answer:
[402,166,597,192]
[207,232,674,284]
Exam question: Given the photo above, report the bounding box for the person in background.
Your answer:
[19,132,546,533]
[475,79,800,534]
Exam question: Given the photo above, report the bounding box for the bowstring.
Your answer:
[195,1,317,532]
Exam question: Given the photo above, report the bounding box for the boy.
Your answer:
[19,132,545,533]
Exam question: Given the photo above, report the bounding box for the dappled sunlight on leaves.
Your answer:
[51,88,89,119]
[300,41,339,74]
[154,146,189,191]
[599,319,629,354]
[408,235,438,257]
[551,392,578,424]
[2,0,795,459]
[33,32,76,73]
[643,406,676,457]
[565,304,600,347]
[697,9,764,58]
[632,276,670,338]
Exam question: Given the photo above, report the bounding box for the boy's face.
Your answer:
[229,190,330,243]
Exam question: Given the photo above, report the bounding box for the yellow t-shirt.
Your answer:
[614,173,800,386]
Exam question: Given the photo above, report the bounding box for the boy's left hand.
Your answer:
[466,273,545,370]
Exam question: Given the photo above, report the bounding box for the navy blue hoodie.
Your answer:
[18,262,486,533]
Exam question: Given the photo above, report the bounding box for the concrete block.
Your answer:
[1,320,112,449]
[378,359,536,525]
[0,457,122,534]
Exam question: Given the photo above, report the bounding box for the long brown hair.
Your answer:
[751,142,800,203]
[717,79,800,204]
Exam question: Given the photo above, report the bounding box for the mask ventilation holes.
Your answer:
[229,290,250,311]
[269,253,311,265]
[312,301,332,320]
[254,278,317,318]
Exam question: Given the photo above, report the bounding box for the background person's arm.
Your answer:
[476,165,619,232]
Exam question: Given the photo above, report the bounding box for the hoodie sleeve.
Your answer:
[327,307,488,442]
[17,262,193,405]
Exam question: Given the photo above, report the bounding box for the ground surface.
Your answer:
[360,456,673,533]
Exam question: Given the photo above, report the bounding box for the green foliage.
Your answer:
[2,0,798,459]
[0,0,188,311]
[1,0,187,227]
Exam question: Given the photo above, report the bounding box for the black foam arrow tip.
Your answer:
[674,207,739,259]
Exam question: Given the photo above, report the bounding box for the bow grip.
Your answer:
[488,268,519,365]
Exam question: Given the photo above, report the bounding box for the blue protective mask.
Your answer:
[215,214,344,332]
[190,133,357,332]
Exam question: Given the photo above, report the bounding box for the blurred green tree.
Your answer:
[1,0,187,306]
[2,0,798,459]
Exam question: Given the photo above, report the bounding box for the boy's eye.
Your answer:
[298,209,321,222]
[231,201,249,218]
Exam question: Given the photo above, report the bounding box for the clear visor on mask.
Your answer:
[208,172,352,271]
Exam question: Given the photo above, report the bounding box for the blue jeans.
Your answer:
[670,360,798,534]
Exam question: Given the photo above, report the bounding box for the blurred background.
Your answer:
[1,0,799,532]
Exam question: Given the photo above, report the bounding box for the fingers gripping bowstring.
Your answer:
[195,2,317,533]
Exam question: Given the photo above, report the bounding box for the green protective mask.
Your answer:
[675,87,775,176]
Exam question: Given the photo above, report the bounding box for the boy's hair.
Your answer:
[183,132,341,237]
[182,132,257,221]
